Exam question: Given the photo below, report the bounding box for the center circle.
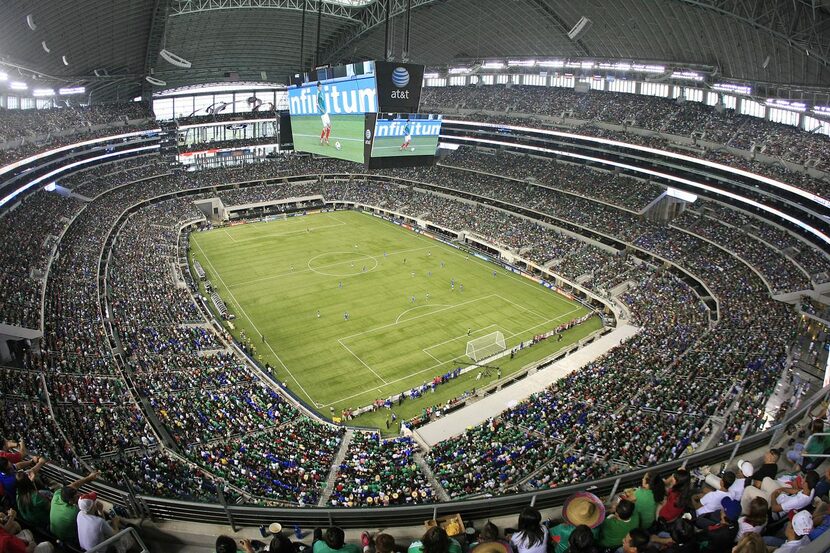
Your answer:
[307,251,379,277]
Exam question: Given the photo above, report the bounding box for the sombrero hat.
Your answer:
[562,491,605,528]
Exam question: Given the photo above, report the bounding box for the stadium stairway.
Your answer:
[412,452,451,502]
[318,429,355,506]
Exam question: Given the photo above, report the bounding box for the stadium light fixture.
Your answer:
[632,63,665,73]
[423,72,440,79]
[538,60,564,68]
[766,99,807,112]
[599,62,631,71]
[814,106,830,115]
[10,81,27,90]
[508,59,536,67]
[41,41,50,53]
[580,61,595,69]
[448,66,470,74]
[58,86,85,95]
[32,88,55,97]
[62,55,69,66]
[481,61,505,70]
[670,71,703,81]
[0,72,7,81]
[713,82,751,95]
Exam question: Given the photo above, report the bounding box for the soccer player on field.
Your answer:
[399,118,413,151]
[317,82,331,146]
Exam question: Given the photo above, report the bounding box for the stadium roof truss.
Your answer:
[1,0,829,102]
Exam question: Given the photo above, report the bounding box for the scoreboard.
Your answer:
[287,61,441,167]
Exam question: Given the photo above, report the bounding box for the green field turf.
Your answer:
[291,114,366,163]
[189,211,596,424]
[370,134,439,158]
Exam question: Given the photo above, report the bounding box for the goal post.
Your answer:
[466,331,507,362]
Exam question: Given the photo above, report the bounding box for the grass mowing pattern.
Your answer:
[190,211,596,427]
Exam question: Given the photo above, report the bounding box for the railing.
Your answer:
[85,527,150,553]
[35,383,829,531]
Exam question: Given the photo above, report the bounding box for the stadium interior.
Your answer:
[2,1,830,552]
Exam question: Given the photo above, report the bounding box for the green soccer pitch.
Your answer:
[291,114,366,163]
[189,211,598,421]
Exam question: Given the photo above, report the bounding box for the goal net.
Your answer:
[466,331,506,362]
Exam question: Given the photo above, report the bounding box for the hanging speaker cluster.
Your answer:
[159,49,192,69]
[145,75,167,86]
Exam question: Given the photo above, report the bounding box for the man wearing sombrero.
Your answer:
[550,492,606,553]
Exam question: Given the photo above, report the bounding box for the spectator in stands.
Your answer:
[0,456,45,507]
[785,419,828,472]
[736,497,768,540]
[621,528,649,553]
[625,472,664,531]
[598,499,637,550]
[408,527,462,553]
[549,492,604,553]
[698,497,740,553]
[741,470,819,519]
[76,492,123,552]
[13,476,50,529]
[650,518,698,553]
[809,501,830,542]
[468,522,511,553]
[0,521,55,552]
[49,470,100,544]
[508,507,548,553]
[694,471,735,521]
[215,535,256,553]
[771,510,812,553]
[731,534,765,553]
[565,525,600,553]
[314,528,361,553]
[0,439,26,464]
[658,470,694,526]
[373,533,405,553]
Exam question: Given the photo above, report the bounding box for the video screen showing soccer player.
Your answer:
[287,62,377,164]
[370,113,442,158]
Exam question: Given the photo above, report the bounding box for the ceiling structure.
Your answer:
[0,0,828,102]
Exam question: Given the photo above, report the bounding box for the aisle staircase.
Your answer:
[318,429,354,506]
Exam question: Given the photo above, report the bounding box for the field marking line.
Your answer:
[494,293,553,323]
[341,294,496,342]
[337,338,390,385]
[403,231,577,308]
[322,307,590,409]
[395,304,452,324]
[228,244,434,289]
[423,324,498,353]
[192,237,319,406]
[223,230,237,243]
[222,219,346,244]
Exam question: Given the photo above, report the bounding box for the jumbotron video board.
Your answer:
[287,61,437,167]
[370,113,442,157]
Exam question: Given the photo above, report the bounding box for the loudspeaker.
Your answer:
[568,16,592,40]
[159,49,192,69]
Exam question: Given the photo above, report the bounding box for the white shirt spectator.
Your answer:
[736,516,765,540]
[728,478,746,501]
[696,489,730,516]
[510,526,549,553]
[776,490,814,513]
[772,536,810,553]
[77,511,115,551]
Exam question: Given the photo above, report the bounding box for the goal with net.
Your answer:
[466,331,507,362]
